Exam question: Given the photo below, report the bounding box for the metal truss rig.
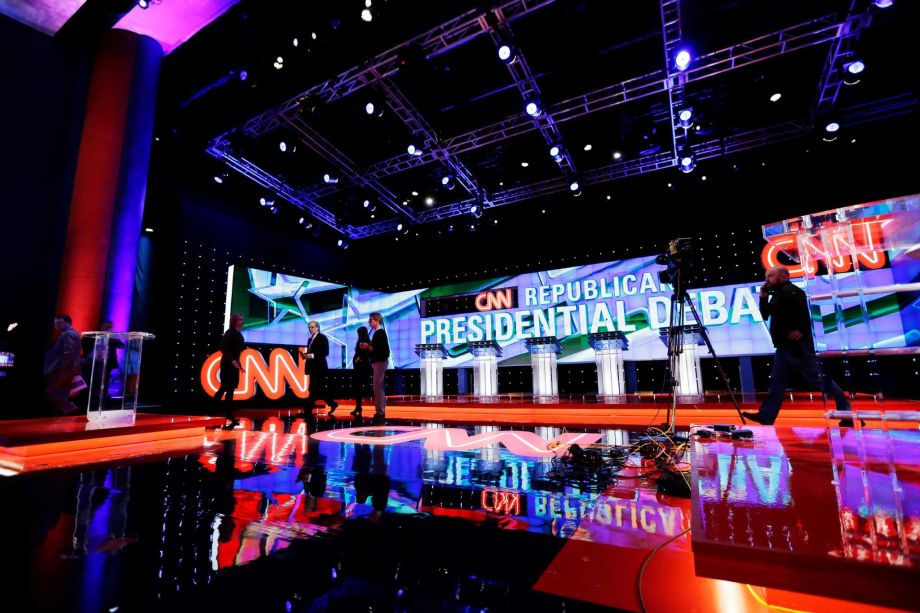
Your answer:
[207,8,891,239]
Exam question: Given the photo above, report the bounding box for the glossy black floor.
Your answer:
[0,416,624,613]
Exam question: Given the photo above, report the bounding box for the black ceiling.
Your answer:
[155,0,919,255]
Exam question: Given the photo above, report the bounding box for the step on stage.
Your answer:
[0,414,224,475]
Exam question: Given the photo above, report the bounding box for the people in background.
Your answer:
[300,320,339,416]
[361,312,390,423]
[44,314,82,415]
[350,326,372,417]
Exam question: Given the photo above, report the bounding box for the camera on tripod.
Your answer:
[655,237,696,288]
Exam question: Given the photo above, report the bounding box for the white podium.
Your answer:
[659,324,704,403]
[415,343,448,400]
[525,336,561,401]
[469,341,501,401]
[588,331,629,403]
[83,331,156,425]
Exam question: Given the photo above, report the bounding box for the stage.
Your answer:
[223,393,920,429]
[1,404,917,611]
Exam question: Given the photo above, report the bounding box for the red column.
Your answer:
[56,31,139,332]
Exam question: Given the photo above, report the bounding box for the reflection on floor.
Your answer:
[1,413,916,612]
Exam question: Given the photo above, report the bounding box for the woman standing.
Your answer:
[351,326,372,417]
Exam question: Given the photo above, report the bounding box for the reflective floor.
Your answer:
[1,415,916,612]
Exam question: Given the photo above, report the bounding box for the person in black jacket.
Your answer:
[215,313,245,429]
[300,320,339,416]
[361,312,390,423]
[350,326,372,417]
[742,266,852,426]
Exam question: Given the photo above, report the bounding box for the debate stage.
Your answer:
[1,400,917,611]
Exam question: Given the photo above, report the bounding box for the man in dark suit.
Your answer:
[361,312,390,423]
[742,266,852,426]
[44,314,82,415]
[215,312,245,429]
[300,320,339,415]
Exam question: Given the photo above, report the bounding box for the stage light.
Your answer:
[525,98,542,117]
[411,190,419,196]
[337,239,349,249]
[239,70,248,81]
[213,175,224,184]
[270,206,279,214]
[365,102,375,115]
[137,0,149,8]
[365,0,372,6]
[259,197,275,207]
[6,323,17,332]
[407,143,423,156]
[273,61,283,70]
[569,181,580,192]
[279,141,287,152]
[677,108,694,128]
[298,217,305,224]
[583,144,592,151]
[845,60,865,75]
[398,223,410,235]
[674,48,692,71]
[549,144,563,162]
[425,196,434,206]
[679,154,696,173]
[323,173,338,184]
[470,205,482,218]
[770,92,782,102]
[825,121,840,133]
[363,199,371,208]
[613,151,622,160]
[497,44,516,64]
[361,8,373,22]
[873,0,893,7]
[396,223,403,231]
[521,162,529,167]
[441,175,455,190]
[144,227,154,233]
[311,31,317,40]
[843,60,864,85]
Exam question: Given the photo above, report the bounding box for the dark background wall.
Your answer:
[0,16,92,415]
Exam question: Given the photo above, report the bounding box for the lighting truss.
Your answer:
[208,7,895,239]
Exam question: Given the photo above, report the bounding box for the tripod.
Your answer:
[662,266,746,433]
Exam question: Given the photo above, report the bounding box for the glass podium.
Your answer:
[83,331,155,425]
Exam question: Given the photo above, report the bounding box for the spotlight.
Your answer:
[674,48,692,71]
[845,60,865,75]
[441,175,455,190]
[549,144,564,162]
[407,143,423,156]
[213,175,224,184]
[298,217,305,224]
[259,197,275,207]
[361,8,373,22]
[497,43,516,64]
[677,108,694,128]
[396,223,404,231]
[279,141,287,152]
[525,98,542,117]
[770,92,782,102]
[292,38,298,47]
[825,121,840,133]
[239,70,248,81]
[843,60,865,85]
[323,173,338,184]
[270,206,279,214]
[398,223,410,235]
[366,0,372,6]
[872,0,893,7]
[612,151,622,160]
[273,61,283,70]
[337,239,349,249]
[365,102,375,115]
[521,162,529,167]
[425,196,434,206]
[144,227,154,233]
[363,199,371,208]
[137,0,149,8]
[470,205,482,218]
[569,181,580,192]
[583,144,592,151]
[679,153,696,173]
